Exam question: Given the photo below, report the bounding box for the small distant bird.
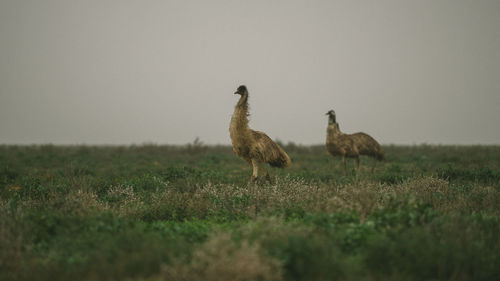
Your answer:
[229,85,291,183]
[325,110,384,171]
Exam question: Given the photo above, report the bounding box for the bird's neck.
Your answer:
[327,122,342,137]
[328,115,336,125]
[230,93,250,136]
[236,92,249,108]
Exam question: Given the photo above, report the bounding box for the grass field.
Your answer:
[1,144,499,281]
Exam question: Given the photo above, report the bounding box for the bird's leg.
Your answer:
[342,155,346,171]
[371,159,376,173]
[250,159,259,183]
[355,156,360,171]
[258,165,272,183]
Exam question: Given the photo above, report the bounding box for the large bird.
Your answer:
[229,85,291,183]
[326,110,384,171]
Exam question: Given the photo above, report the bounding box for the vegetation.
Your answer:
[1,144,499,281]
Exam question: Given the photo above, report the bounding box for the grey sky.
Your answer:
[1,0,499,145]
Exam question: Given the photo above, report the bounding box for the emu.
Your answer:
[325,110,384,171]
[229,85,291,183]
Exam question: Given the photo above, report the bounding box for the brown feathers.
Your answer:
[251,131,291,168]
[326,110,384,170]
[230,85,291,182]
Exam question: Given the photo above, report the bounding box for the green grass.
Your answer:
[0,144,499,281]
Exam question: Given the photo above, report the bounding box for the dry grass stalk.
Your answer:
[160,233,283,281]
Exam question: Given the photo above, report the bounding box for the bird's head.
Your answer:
[326,110,336,117]
[234,85,248,95]
[326,110,336,124]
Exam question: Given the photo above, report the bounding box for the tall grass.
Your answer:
[0,144,499,281]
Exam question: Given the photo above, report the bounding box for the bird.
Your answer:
[325,110,384,171]
[229,85,291,183]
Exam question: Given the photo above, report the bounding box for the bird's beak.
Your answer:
[234,91,239,95]
[325,112,330,115]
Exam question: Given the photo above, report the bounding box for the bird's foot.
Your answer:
[249,176,258,184]
[265,174,273,184]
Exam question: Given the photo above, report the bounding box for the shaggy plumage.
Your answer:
[325,110,384,171]
[230,85,291,182]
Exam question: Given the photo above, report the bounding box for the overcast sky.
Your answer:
[1,0,499,145]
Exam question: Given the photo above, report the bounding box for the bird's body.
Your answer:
[230,85,290,182]
[326,110,384,171]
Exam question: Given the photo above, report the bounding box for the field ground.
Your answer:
[1,144,499,281]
